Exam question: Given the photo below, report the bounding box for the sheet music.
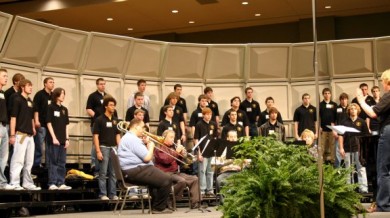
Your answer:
[191,135,207,152]
[326,125,360,135]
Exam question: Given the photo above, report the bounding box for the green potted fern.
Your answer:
[219,136,364,218]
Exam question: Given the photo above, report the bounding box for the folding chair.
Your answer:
[110,148,152,214]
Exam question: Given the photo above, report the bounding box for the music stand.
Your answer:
[186,138,213,213]
[212,139,239,206]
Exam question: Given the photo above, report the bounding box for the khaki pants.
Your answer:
[321,131,335,163]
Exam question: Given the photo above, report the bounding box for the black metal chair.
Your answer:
[110,148,152,214]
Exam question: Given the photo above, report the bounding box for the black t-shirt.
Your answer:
[239,99,261,124]
[125,106,150,123]
[258,110,283,127]
[293,104,317,136]
[164,97,188,113]
[157,119,181,141]
[221,122,244,139]
[352,95,375,120]
[189,107,204,127]
[221,109,249,128]
[369,100,381,132]
[319,100,337,131]
[194,120,218,154]
[207,100,219,122]
[0,90,7,123]
[336,105,349,125]
[93,114,120,147]
[373,92,390,132]
[5,87,17,123]
[33,89,52,128]
[159,106,184,124]
[11,93,34,135]
[341,117,369,152]
[46,103,69,144]
[86,90,106,127]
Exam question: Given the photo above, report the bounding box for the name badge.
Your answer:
[198,113,203,118]
[0,93,4,99]
[337,108,342,113]
[106,122,112,127]
[326,104,333,109]
[48,100,51,105]
[246,107,252,112]
[238,121,243,126]
[168,127,173,130]
[209,130,213,135]
[100,99,103,104]
[27,101,33,108]
[54,111,60,117]
[265,115,269,119]
[269,130,275,134]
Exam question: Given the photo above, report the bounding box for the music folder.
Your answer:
[326,125,360,135]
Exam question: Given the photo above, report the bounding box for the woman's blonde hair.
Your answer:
[300,129,314,140]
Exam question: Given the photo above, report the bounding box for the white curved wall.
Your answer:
[0,13,389,163]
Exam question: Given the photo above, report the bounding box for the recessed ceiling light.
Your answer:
[127,28,133,31]
[171,10,179,13]
[189,21,195,24]
[107,17,113,21]
[242,2,249,5]
[255,13,261,17]
[325,5,331,9]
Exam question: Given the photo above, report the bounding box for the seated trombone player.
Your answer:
[154,129,201,209]
[117,119,173,214]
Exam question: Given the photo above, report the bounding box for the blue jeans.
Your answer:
[199,157,213,193]
[249,123,259,137]
[0,125,9,186]
[376,125,390,212]
[98,146,116,198]
[90,127,99,173]
[48,143,66,186]
[33,127,48,167]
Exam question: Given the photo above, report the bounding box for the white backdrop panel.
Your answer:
[291,43,329,80]
[209,84,243,116]
[80,76,123,119]
[376,37,390,73]
[44,28,89,73]
[204,46,245,82]
[0,12,13,52]
[250,84,289,120]
[0,16,57,67]
[83,33,131,76]
[124,80,160,120]
[331,40,374,77]
[2,64,40,97]
[332,78,375,103]
[42,72,79,116]
[248,45,289,80]
[162,44,207,81]
[125,40,165,79]
[162,83,204,118]
[290,82,331,114]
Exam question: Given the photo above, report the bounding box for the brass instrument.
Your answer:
[142,131,194,166]
[117,121,191,167]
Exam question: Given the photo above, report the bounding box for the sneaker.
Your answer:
[23,185,41,191]
[48,185,59,190]
[111,196,119,201]
[129,195,139,200]
[13,186,25,191]
[3,184,15,190]
[100,196,109,200]
[206,191,215,197]
[58,184,72,190]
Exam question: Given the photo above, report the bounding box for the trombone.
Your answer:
[117,121,190,167]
